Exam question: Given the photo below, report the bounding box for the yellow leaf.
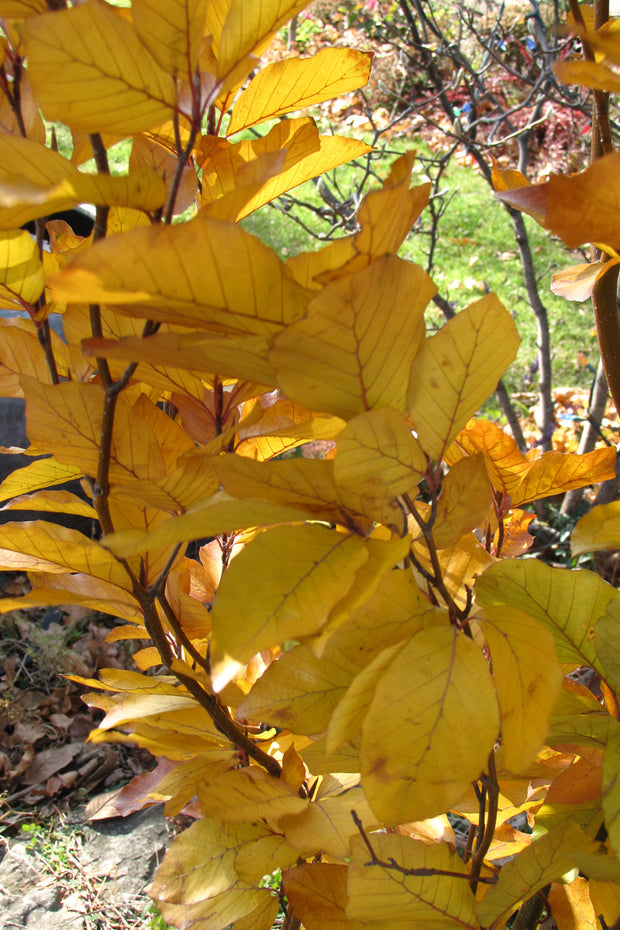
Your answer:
[0,135,165,229]
[198,767,308,823]
[132,0,207,78]
[556,58,620,95]
[334,407,427,500]
[51,212,310,335]
[361,627,499,824]
[326,642,404,756]
[231,897,280,930]
[0,521,130,587]
[272,254,434,418]
[234,833,299,885]
[590,879,620,928]
[551,261,609,302]
[602,731,620,859]
[103,493,317,558]
[200,118,372,220]
[412,531,492,608]
[287,152,430,289]
[284,863,365,930]
[0,457,82,503]
[0,320,67,390]
[432,454,492,548]
[216,0,312,79]
[497,152,620,250]
[20,0,177,134]
[408,294,519,461]
[0,0,45,16]
[572,500,620,556]
[0,583,141,622]
[228,48,372,135]
[0,229,44,308]
[156,887,271,930]
[82,330,279,389]
[480,607,563,772]
[476,559,620,678]
[548,878,598,930]
[454,418,616,505]
[210,524,369,665]
[129,134,197,216]
[22,379,165,482]
[476,820,602,930]
[347,833,478,927]
[548,683,620,751]
[281,786,377,860]
[238,642,358,736]
[1,489,97,519]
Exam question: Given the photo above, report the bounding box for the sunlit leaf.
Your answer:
[551,261,609,302]
[216,0,312,79]
[132,0,207,78]
[0,457,82,503]
[480,607,563,772]
[548,877,598,930]
[21,0,177,134]
[334,407,426,500]
[0,521,130,587]
[22,378,165,482]
[548,683,620,751]
[0,229,44,308]
[210,524,368,667]
[0,136,166,228]
[361,626,499,824]
[347,833,478,927]
[1,489,96,519]
[602,731,620,860]
[590,879,620,929]
[51,212,310,334]
[453,418,616,505]
[198,767,308,823]
[287,152,430,289]
[237,641,358,735]
[200,117,371,220]
[281,786,377,860]
[408,294,519,461]
[228,48,372,134]
[497,152,620,249]
[572,501,620,556]
[272,255,434,418]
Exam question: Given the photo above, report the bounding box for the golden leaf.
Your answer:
[198,767,309,823]
[0,457,83,503]
[237,641,358,736]
[347,833,478,927]
[602,731,620,859]
[283,863,365,930]
[432,454,492,549]
[228,48,372,134]
[51,212,310,335]
[210,524,369,665]
[132,0,207,79]
[572,501,620,556]
[360,627,499,824]
[497,152,620,250]
[216,0,313,79]
[407,293,519,461]
[548,877,598,930]
[0,229,44,308]
[480,607,563,772]
[20,0,177,134]
[272,254,434,418]
[281,786,377,860]
[334,407,426,500]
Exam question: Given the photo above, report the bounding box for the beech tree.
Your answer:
[1,2,620,929]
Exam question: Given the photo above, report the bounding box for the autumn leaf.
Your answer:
[347,833,478,927]
[284,863,365,930]
[572,501,620,556]
[479,606,563,772]
[272,254,435,418]
[0,229,44,308]
[497,152,620,250]
[432,453,492,549]
[407,294,519,461]
[51,212,310,334]
[360,626,499,824]
[198,767,309,823]
[227,48,372,135]
[210,524,369,671]
[20,0,178,134]
[132,0,207,80]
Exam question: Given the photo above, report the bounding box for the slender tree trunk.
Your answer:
[561,359,610,514]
